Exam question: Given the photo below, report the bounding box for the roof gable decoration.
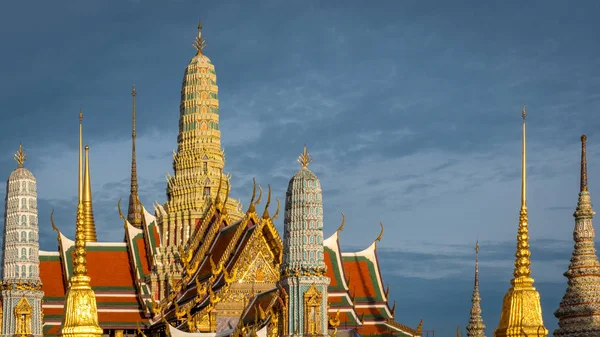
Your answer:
[341,223,387,303]
[324,213,350,292]
[231,225,280,285]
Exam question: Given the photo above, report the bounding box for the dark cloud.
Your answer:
[1,1,600,336]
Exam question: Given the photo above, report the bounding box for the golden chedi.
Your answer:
[494,106,548,337]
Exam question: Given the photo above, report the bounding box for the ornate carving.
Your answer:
[14,297,32,336]
[303,284,323,335]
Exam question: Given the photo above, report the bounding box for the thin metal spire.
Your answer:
[127,85,143,228]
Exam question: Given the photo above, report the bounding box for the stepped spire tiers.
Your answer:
[554,135,600,336]
[1,144,44,337]
[164,22,242,218]
[127,85,143,228]
[494,106,548,337]
[281,146,330,336]
[78,111,97,242]
[466,241,486,337]
[153,23,242,301]
[59,120,103,337]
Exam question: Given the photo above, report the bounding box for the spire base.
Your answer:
[494,285,547,337]
[59,275,103,337]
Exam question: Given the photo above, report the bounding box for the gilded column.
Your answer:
[554,135,600,336]
[494,106,548,337]
[1,145,44,337]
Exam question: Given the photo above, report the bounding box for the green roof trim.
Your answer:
[341,254,385,303]
[324,246,346,292]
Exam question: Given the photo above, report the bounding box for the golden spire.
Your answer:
[127,85,143,228]
[297,145,312,168]
[59,115,103,337]
[494,106,548,337]
[514,104,530,279]
[466,241,486,337]
[82,145,98,242]
[14,143,26,168]
[192,20,207,55]
[79,110,83,202]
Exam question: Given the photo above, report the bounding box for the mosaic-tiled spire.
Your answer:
[554,135,600,336]
[466,241,486,337]
[1,144,44,337]
[164,22,241,219]
[494,106,548,337]
[281,146,330,336]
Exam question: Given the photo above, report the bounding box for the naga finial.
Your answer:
[262,184,272,219]
[272,198,280,220]
[256,184,263,206]
[336,212,346,232]
[14,143,26,168]
[247,178,257,213]
[297,145,312,168]
[375,222,384,242]
[50,210,60,242]
[117,198,127,229]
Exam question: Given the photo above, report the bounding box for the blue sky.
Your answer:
[1,0,600,335]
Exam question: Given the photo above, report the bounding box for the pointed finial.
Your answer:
[78,110,84,203]
[297,145,312,168]
[514,105,532,279]
[192,20,207,54]
[475,241,480,287]
[82,145,98,242]
[336,212,346,232]
[375,222,384,242]
[581,134,588,192]
[14,143,26,168]
[520,105,527,209]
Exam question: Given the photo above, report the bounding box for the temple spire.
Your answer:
[466,241,486,337]
[513,105,530,279]
[79,110,83,202]
[554,135,600,336]
[127,85,143,228]
[494,106,547,337]
[581,135,588,192]
[82,145,98,242]
[59,115,103,337]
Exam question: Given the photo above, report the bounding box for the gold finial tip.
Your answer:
[85,145,89,150]
[582,134,587,142]
[522,105,527,119]
[14,143,26,167]
[297,145,312,168]
[79,109,83,121]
